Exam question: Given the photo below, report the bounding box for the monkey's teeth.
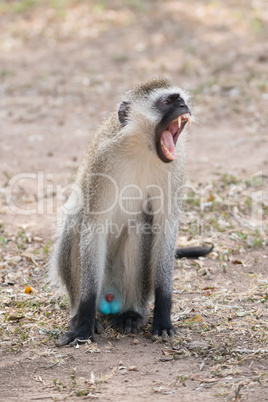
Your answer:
[172,114,191,128]
[180,114,191,126]
[161,139,177,160]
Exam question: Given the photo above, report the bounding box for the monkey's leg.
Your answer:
[151,223,177,341]
[57,221,81,315]
[57,229,106,346]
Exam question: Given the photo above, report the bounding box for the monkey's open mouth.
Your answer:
[160,113,191,161]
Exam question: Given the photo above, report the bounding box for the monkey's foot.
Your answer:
[151,322,177,341]
[57,319,103,346]
[56,324,95,346]
[109,311,143,334]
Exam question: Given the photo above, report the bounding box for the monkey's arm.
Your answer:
[175,245,213,259]
[57,227,106,346]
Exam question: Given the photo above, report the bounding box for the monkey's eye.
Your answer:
[163,99,171,105]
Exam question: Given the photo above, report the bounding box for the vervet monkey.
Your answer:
[50,77,212,345]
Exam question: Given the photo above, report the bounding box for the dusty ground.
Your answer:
[0,1,268,400]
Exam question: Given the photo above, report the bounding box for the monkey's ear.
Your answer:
[118,101,131,126]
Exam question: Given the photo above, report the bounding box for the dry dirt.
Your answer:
[0,1,268,401]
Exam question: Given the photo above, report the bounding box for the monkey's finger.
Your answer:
[69,338,80,346]
[95,321,104,334]
[56,332,73,347]
[168,329,175,337]
[89,333,96,342]
[152,330,160,342]
[162,330,168,341]
[124,318,133,334]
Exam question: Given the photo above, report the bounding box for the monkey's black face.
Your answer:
[155,94,191,163]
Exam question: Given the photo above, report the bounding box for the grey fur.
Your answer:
[50,77,191,345]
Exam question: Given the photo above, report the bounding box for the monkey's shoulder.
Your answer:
[97,112,121,139]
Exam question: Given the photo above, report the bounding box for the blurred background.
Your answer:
[0,0,267,233]
[0,3,268,399]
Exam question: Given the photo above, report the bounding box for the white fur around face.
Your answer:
[123,86,191,125]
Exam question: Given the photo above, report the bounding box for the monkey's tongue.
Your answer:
[161,130,177,160]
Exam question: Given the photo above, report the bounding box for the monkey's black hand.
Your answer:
[56,323,95,346]
[152,288,176,341]
[56,315,104,346]
[151,320,176,341]
[56,296,104,346]
[109,311,143,334]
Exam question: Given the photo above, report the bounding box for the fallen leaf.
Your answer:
[163,349,187,356]
[236,310,255,317]
[128,366,138,371]
[33,236,43,242]
[193,315,203,322]
[193,260,205,268]
[232,259,243,265]
[9,315,25,321]
[22,249,37,264]
[190,374,218,383]
[24,286,34,294]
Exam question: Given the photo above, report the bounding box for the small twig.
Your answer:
[234,384,243,400]
[232,348,268,354]
[82,393,100,399]
[43,362,59,369]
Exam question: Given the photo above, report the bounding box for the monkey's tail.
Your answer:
[175,244,213,259]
